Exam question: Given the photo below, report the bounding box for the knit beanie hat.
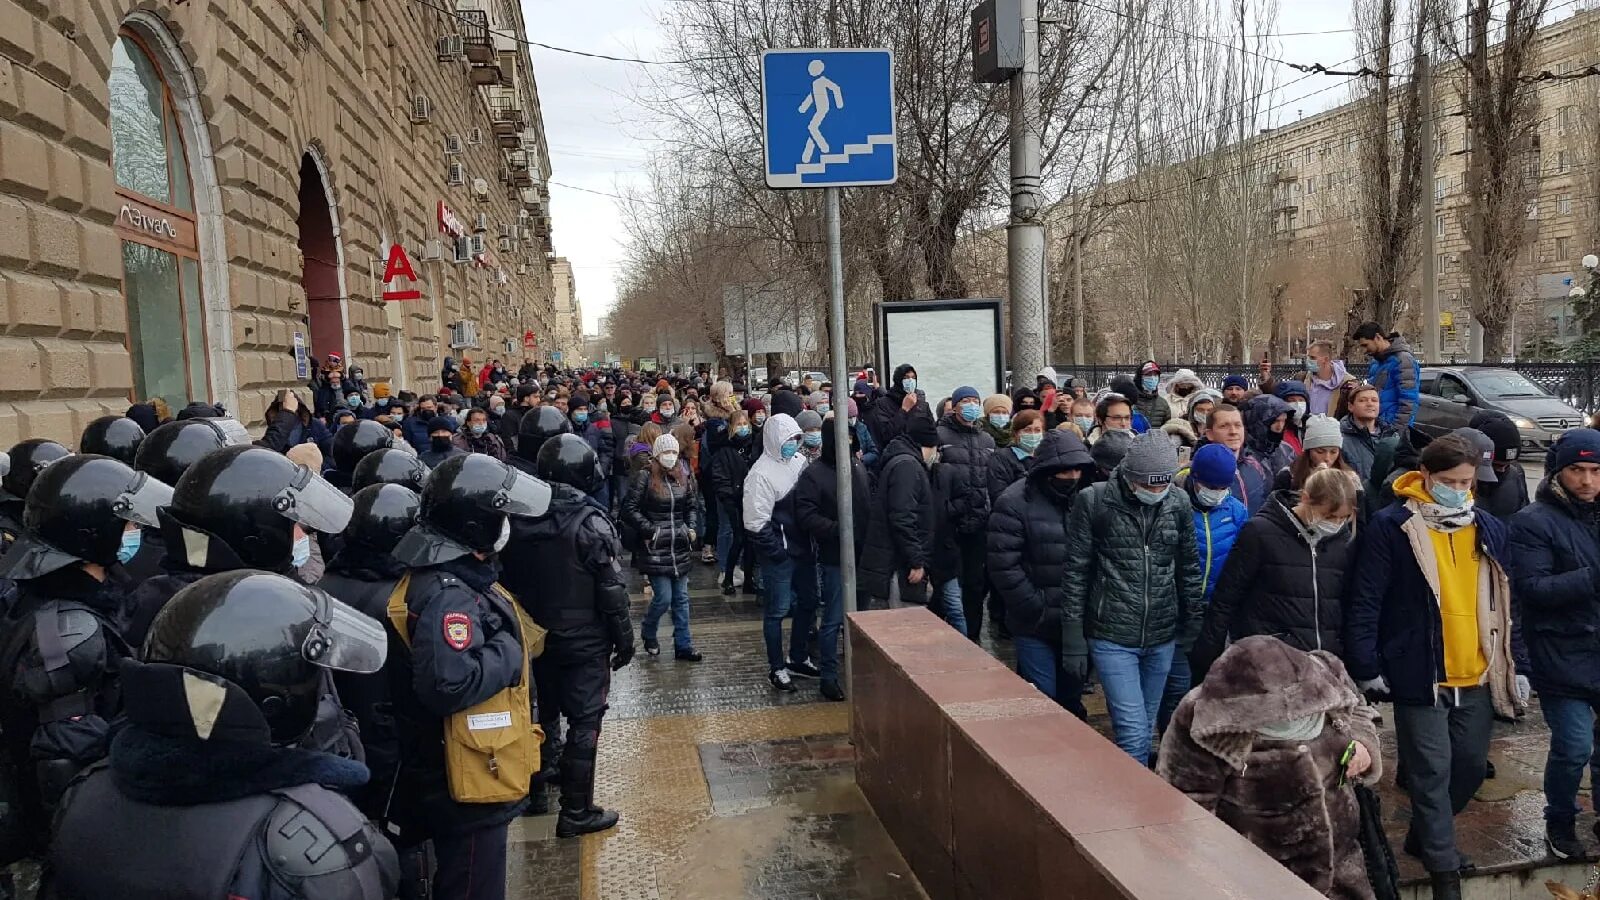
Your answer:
[1301,415,1342,452]
[1091,429,1133,472]
[951,386,981,405]
[652,433,680,456]
[373,382,392,399]
[1120,431,1179,488]
[1190,443,1238,489]
[742,397,767,417]
[1223,374,1250,391]
[1548,428,1600,474]
[808,391,830,410]
[796,410,823,432]
[905,413,939,448]
[847,398,859,419]
[983,394,1013,415]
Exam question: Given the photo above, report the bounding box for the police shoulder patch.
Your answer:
[442,612,472,650]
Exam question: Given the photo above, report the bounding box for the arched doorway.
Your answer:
[297,152,346,368]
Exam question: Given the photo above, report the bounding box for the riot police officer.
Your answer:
[500,434,632,836]
[0,439,71,550]
[50,570,399,900]
[387,453,551,900]
[0,454,171,856]
[353,446,431,493]
[121,416,251,582]
[328,419,406,493]
[78,415,146,466]
[515,406,571,469]
[124,444,354,647]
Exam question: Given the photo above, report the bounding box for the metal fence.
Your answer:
[1048,362,1600,413]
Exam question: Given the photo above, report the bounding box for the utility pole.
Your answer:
[1420,51,1440,363]
[1073,195,1085,364]
[1006,0,1047,385]
[1237,0,1251,360]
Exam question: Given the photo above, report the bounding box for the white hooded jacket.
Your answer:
[742,413,806,541]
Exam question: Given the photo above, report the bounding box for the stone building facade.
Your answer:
[549,255,582,365]
[0,0,559,445]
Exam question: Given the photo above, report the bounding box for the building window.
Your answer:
[110,32,209,410]
[1435,213,1446,237]
[1558,150,1570,173]
[1435,177,1447,201]
[1557,236,1571,261]
[1558,194,1573,215]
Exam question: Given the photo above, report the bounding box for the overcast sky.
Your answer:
[526,0,1371,335]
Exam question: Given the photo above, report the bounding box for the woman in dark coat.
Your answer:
[1190,468,1358,680]
[622,432,703,660]
[985,430,1096,717]
[987,409,1044,505]
[862,363,927,452]
[1158,636,1381,900]
[708,411,756,596]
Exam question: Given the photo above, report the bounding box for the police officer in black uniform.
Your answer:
[124,444,354,647]
[0,454,170,862]
[0,439,72,550]
[327,419,407,493]
[387,453,551,900]
[353,447,431,493]
[501,434,633,836]
[78,415,146,466]
[120,416,251,583]
[516,406,571,469]
[50,570,399,900]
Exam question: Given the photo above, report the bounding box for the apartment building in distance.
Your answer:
[550,256,584,366]
[0,0,560,444]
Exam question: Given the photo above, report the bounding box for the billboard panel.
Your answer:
[877,299,1005,407]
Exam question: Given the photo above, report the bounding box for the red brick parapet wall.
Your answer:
[848,607,1324,900]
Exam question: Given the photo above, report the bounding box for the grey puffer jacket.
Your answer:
[1337,415,1398,484]
[1060,473,1203,655]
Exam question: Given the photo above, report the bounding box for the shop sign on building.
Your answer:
[380,243,421,301]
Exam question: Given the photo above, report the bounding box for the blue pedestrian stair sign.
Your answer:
[761,49,897,189]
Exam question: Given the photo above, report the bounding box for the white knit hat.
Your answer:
[652,433,679,456]
[1302,415,1342,452]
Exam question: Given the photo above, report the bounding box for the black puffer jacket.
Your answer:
[707,422,753,512]
[793,427,869,565]
[621,465,702,577]
[860,435,936,597]
[1060,471,1203,654]
[1509,478,1600,699]
[1189,491,1355,678]
[987,446,1031,505]
[862,363,928,453]
[986,433,1095,643]
[935,413,995,534]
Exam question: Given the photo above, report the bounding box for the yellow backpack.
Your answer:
[386,574,546,804]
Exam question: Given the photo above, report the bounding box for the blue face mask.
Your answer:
[347,394,362,406]
[573,410,589,424]
[902,378,917,394]
[1141,376,1160,392]
[735,426,752,438]
[1073,416,1095,432]
[469,423,487,436]
[803,432,822,448]
[1429,482,1470,509]
[117,528,142,565]
[989,413,1011,429]
[1017,432,1043,454]
[291,534,312,568]
[780,440,801,460]
[959,403,981,422]
[817,403,831,417]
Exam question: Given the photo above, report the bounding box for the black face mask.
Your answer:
[1046,476,1082,503]
[431,436,453,452]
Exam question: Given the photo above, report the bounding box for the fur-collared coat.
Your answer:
[1157,637,1383,900]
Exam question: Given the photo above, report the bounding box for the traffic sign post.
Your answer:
[761,48,896,697]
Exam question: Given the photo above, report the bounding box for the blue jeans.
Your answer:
[762,556,820,672]
[1014,636,1086,719]
[1543,694,1600,825]
[717,512,736,573]
[642,574,692,652]
[817,564,846,682]
[1090,639,1175,765]
[1157,651,1192,735]
[934,578,968,637]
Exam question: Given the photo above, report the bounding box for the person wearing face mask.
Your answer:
[649,390,680,428]
[1089,393,1135,445]
[987,430,1096,716]
[978,394,1013,446]
[624,434,704,663]
[314,368,346,424]
[846,398,879,470]
[451,408,508,463]
[1468,411,1529,520]
[1131,361,1173,429]
[742,413,816,691]
[795,409,826,464]
[860,415,966,633]
[1242,393,1297,485]
[935,387,997,641]
[792,422,870,702]
[710,411,758,596]
[419,415,466,468]
[1344,435,1522,899]
[1272,415,1363,502]
[1060,432,1202,765]
[403,395,440,452]
[862,363,929,453]
[1274,381,1311,456]
[989,409,1044,506]
[1190,466,1358,684]
[568,394,615,508]
[742,396,769,445]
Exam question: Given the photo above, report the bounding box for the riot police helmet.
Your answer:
[350,446,430,493]
[0,454,172,579]
[516,406,571,462]
[536,433,599,494]
[167,445,353,571]
[345,483,420,555]
[139,570,386,745]
[330,419,401,474]
[0,439,72,502]
[78,416,146,466]
[393,453,551,566]
[132,418,250,487]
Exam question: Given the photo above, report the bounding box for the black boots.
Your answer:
[1428,869,1462,900]
[1548,818,1584,860]
[556,737,620,838]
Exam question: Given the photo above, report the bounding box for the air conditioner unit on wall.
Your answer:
[474,212,489,233]
[422,239,444,261]
[444,133,462,155]
[468,234,486,257]
[467,127,484,145]
[453,236,473,263]
[411,94,432,122]
[449,320,480,349]
[436,34,464,60]
[498,236,513,252]
[446,162,466,186]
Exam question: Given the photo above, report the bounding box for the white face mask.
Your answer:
[493,517,511,552]
[659,452,680,469]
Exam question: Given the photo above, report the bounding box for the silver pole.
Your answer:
[825,187,856,700]
[1006,0,1046,387]
[1420,51,1440,364]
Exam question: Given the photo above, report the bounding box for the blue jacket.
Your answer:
[853,421,879,471]
[1364,334,1421,427]
[1191,491,1248,600]
[1343,502,1509,706]
[401,414,432,453]
[1509,481,1600,699]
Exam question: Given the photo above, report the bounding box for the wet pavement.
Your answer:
[507,562,924,899]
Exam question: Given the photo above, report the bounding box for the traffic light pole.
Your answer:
[1007,0,1047,386]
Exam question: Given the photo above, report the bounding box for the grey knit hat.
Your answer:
[1120,431,1179,487]
[795,410,823,431]
[1302,415,1342,452]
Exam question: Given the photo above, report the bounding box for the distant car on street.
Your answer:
[1415,366,1587,451]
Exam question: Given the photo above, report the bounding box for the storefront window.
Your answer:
[109,31,207,409]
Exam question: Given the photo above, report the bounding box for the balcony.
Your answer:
[458,9,494,64]
[506,150,533,187]
[490,90,525,145]
[1272,167,1299,184]
[519,187,543,212]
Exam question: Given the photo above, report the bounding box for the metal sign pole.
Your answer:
[825,187,857,705]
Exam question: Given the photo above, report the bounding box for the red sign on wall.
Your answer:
[381,243,421,301]
[522,330,537,350]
